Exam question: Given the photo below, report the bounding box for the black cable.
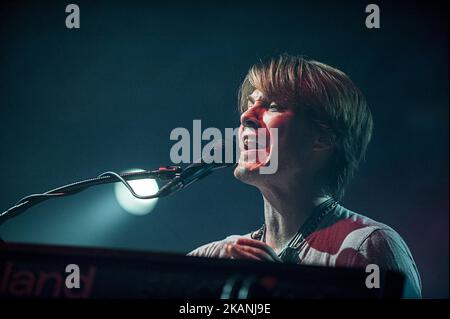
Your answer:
[98,171,160,199]
[0,167,182,225]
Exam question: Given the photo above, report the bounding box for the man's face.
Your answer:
[234,89,317,187]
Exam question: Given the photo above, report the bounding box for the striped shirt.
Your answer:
[188,200,422,298]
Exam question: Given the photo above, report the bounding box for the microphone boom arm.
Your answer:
[0,166,182,226]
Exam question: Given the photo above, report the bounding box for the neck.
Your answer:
[259,179,327,254]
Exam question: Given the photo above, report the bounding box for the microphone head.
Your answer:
[182,139,236,176]
[158,139,237,197]
[197,139,237,168]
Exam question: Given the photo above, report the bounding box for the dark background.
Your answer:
[0,0,448,298]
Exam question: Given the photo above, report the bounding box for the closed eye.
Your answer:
[267,103,284,112]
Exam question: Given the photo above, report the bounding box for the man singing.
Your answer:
[188,54,422,298]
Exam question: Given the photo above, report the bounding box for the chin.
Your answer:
[233,161,265,185]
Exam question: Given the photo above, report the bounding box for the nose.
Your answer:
[240,105,262,129]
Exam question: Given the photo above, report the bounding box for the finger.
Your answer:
[234,244,274,261]
[229,245,263,261]
[236,238,281,261]
[236,237,270,250]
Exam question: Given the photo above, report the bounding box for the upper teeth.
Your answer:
[244,138,265,148]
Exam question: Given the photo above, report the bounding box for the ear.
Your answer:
[312,131,335,152]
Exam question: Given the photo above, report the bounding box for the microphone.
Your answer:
[158,139,236,197]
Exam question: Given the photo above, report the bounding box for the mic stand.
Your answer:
[0,166,182,227]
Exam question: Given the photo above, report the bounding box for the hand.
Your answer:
[226,237,283,262]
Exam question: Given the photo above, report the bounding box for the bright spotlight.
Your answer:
[114,169,159,215]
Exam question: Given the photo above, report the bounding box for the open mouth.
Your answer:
[241,134,271,166]
[238,129,277,172]
[243,135,267,151]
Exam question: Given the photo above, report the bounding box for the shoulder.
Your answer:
[315,204,400,252]
[323,205,422,298]
[307,204,394,258]
[187,232,254,258]
[321,204,413,260]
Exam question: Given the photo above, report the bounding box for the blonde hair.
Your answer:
[239,54,373,199]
